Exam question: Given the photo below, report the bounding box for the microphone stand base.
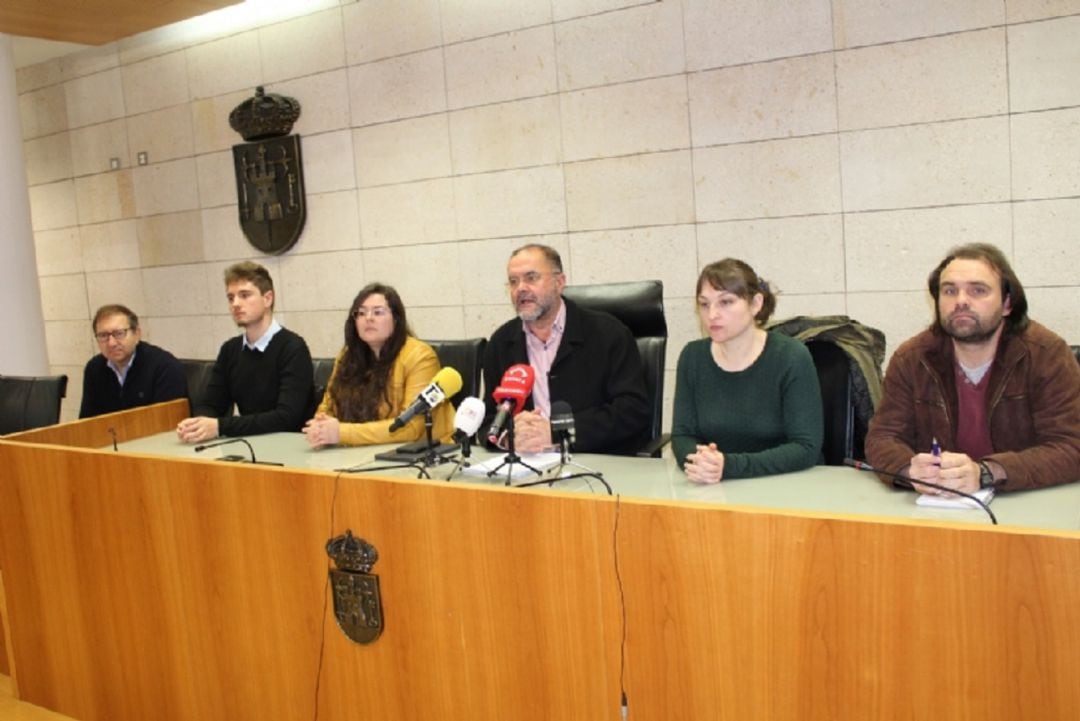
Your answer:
[487,452,543,485]
[444,458,471,481]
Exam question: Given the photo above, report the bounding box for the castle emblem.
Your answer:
[229,87,306,254]
[326,530,384,644]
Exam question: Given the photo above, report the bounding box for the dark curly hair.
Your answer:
[330,283,413,422]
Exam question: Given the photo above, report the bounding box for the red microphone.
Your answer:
[486,364,535,444]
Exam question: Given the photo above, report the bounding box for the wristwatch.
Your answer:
[977,461,995,489]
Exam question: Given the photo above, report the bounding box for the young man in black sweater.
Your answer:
[79,304,187,418]
[176,262,314,444]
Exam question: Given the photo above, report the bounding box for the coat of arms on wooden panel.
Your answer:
[326,530,384,644]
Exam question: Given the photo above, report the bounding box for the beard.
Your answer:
[515,291,556,322]
[940,309,1005,344]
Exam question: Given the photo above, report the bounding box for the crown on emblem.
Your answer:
[326,530,379,574]
[229,86,301,141]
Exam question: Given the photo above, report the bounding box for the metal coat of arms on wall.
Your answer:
[326,530,384,644]
[229,86,306,255]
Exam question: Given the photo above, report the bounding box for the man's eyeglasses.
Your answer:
[352,307,391,319]
[507,271,558,289]
[95,328,132,343]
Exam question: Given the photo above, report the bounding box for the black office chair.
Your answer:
[562,280,668,457]
[768,315,884,466]
[311,357,337,406]
[0,374,68,435]
[179,359,216,413]
[805,340,862,466]
[426,338,488,411]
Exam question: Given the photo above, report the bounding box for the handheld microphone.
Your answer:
[844,458,997,525]
[195,437,257,463]
[486,364,535,444]
[451,397,486,436]
[453,397,486,454]
[388,366,463,432]
[550,400,575,447]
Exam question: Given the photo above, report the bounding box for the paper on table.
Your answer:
[916,487,994,509]
[461,453,562,479]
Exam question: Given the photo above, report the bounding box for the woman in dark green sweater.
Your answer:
[672,259,823,481]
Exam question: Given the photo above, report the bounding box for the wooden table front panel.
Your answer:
[617,501,1080,721]
[3,416,1080,721]
[0,442,623,721]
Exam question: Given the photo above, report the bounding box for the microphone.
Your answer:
[453,396,486,457]
[388,366,463,432]
[107,426,118,452]
[844,458,997,525]
[195,437,257,463]
[550,400,575,448]
[486,364,535,444]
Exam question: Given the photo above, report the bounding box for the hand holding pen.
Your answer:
[911,438,981,495]
[908,436,945,492]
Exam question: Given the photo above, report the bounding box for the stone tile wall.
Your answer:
[16,0,1080,422]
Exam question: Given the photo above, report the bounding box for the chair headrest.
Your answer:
[563,281,666,337]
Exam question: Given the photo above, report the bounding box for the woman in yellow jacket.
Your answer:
[303,283,454,447]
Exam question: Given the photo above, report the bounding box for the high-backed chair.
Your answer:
[768,315,885,467]
[805,340,861,466]
[179,359,216,413]
[311,357,337,408]
[0,374,68,435]
[425,338,488,411]
[562,280,668,457]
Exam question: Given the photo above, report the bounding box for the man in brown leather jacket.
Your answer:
[866,243,1080,492]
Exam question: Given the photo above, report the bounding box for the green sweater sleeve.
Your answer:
[671,342,705,467]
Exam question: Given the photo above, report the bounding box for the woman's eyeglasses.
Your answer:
[352,307,391,319]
